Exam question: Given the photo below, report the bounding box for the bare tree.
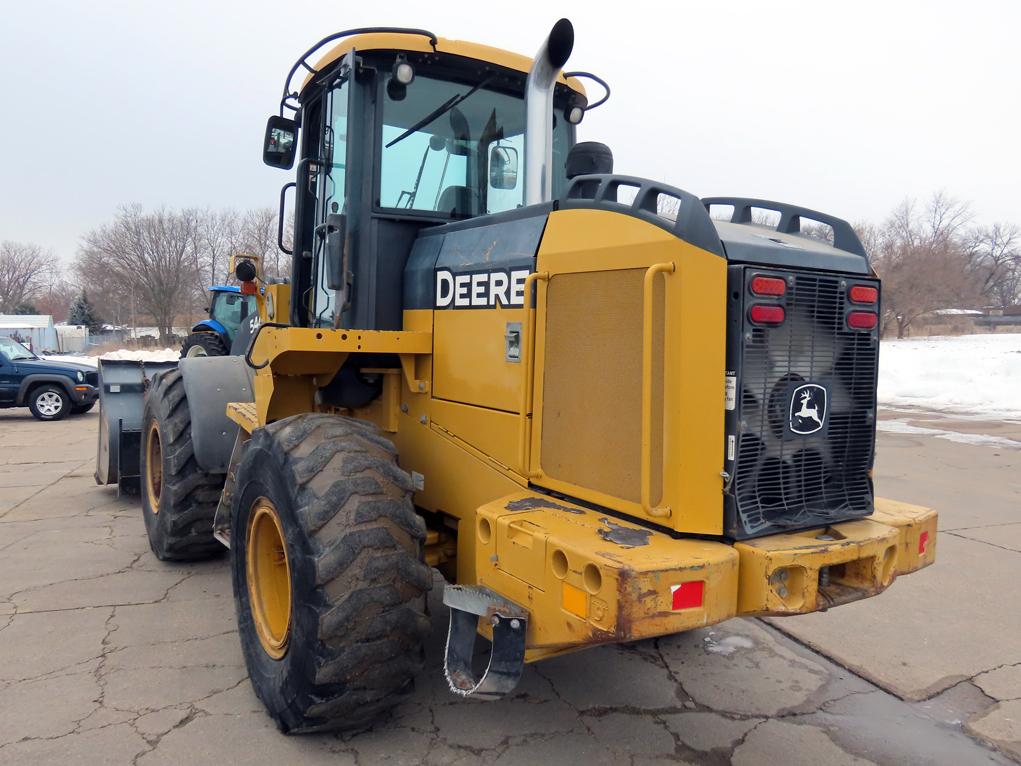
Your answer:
[34,277,78,323]
[0,241,58,313]
[239,207,282,277]
[76,205,202,343]
[870,194,980,338]
[193,208,242,289]
[965,222,1021,310]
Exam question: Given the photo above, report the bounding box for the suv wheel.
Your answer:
[29,384,70,421]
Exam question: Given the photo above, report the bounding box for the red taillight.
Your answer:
[918,531,930,556]
[847,311,877,330]
[849,285,878,304]
[749,304,785,325]
[750,275,787,297]
[671,581,705,610]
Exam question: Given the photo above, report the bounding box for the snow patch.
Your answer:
[879,334,1021,420]
[42,348,180,367]
[101,348,179,362]
[704,634,755,656]
[877,419,1021,449]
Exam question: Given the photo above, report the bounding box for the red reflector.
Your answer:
[240,280,258,295]
[749,304,785,325]
[750,275,787,297]
[671,581,705,610]
[849,285,878,304]
[918,531,929,556]
[847,311,877,330]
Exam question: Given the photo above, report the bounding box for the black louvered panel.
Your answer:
[726,268,879,539]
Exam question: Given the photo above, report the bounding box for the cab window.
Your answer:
[379,72,571,217]
[210,293,252,337]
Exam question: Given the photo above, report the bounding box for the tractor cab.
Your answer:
[181,286,257,357]
[263,26,588,333]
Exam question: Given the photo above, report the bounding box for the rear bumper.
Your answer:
[734,497,937,616]
[473,493,936,658]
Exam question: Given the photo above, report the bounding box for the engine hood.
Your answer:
[14,358,96,377]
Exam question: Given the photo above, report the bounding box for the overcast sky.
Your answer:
[2,0,1018,263]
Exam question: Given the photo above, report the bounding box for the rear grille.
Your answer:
[724,267,879,539]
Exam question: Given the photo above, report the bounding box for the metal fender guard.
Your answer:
[177,356,255,474]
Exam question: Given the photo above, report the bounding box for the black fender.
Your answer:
[177,356,256,474]
[229,312,260,356]
[17,374,77,405]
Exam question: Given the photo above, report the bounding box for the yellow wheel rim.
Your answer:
[246,498,292,660]
[145,421,163,514]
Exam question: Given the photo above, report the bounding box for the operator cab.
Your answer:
[263,30,589,332]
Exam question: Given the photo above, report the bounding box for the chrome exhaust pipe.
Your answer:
[524,18,574,205]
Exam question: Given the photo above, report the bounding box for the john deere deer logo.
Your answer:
[790,384,827,435]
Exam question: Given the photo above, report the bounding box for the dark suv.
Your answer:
[0,336,99,420]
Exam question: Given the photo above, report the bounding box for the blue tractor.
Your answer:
[180,286,258,357]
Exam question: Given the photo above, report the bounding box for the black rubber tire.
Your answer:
[140,369,224,561]
[28,384,70,421]
[231,413,431,734]
[71,402,96,415]
[180,332,228,358]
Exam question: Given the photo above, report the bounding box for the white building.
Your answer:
[0,314,59,352]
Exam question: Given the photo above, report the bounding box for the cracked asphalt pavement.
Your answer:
[0,408,1017,765]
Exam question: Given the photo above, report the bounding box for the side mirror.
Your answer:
[489,146,519,190]
[319,213,346,290]
[263,115,297,169]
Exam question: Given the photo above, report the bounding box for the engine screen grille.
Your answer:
[725,267,879,539]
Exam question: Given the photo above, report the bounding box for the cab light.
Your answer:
[750,275,787,297]
[847,311,877,330]
[749,305,785,325]
[849,285,879,304]
[671,581,704,610]
[919,531,930,556]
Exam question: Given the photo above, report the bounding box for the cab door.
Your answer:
[291,52,354,328]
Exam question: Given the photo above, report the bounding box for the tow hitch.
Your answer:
[443,585,528,700]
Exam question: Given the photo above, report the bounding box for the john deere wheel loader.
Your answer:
[97,19,937,733]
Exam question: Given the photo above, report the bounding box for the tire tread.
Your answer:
[238,413,430,733]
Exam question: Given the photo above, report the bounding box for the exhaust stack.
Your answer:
[524,18,574,205]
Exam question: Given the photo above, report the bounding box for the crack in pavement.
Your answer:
[944,530,1021,555]
[0,457,95,521]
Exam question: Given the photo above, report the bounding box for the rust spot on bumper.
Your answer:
[596,517,652,548]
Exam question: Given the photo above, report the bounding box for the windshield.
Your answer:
[379,72,572,217]
[0,335,36,360]
[210,292,255,338]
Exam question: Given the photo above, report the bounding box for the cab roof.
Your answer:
[302,32,586,98]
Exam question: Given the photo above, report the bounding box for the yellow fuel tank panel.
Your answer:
[529,208,729,536]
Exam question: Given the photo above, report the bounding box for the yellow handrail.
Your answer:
[518,271,549,475]
[641,262,675,518]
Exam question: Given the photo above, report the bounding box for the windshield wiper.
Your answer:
[385,75,496,149]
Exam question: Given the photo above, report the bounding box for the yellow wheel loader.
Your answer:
[96,19,937,733]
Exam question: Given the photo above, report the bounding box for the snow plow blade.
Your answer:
[94,358,177,495]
